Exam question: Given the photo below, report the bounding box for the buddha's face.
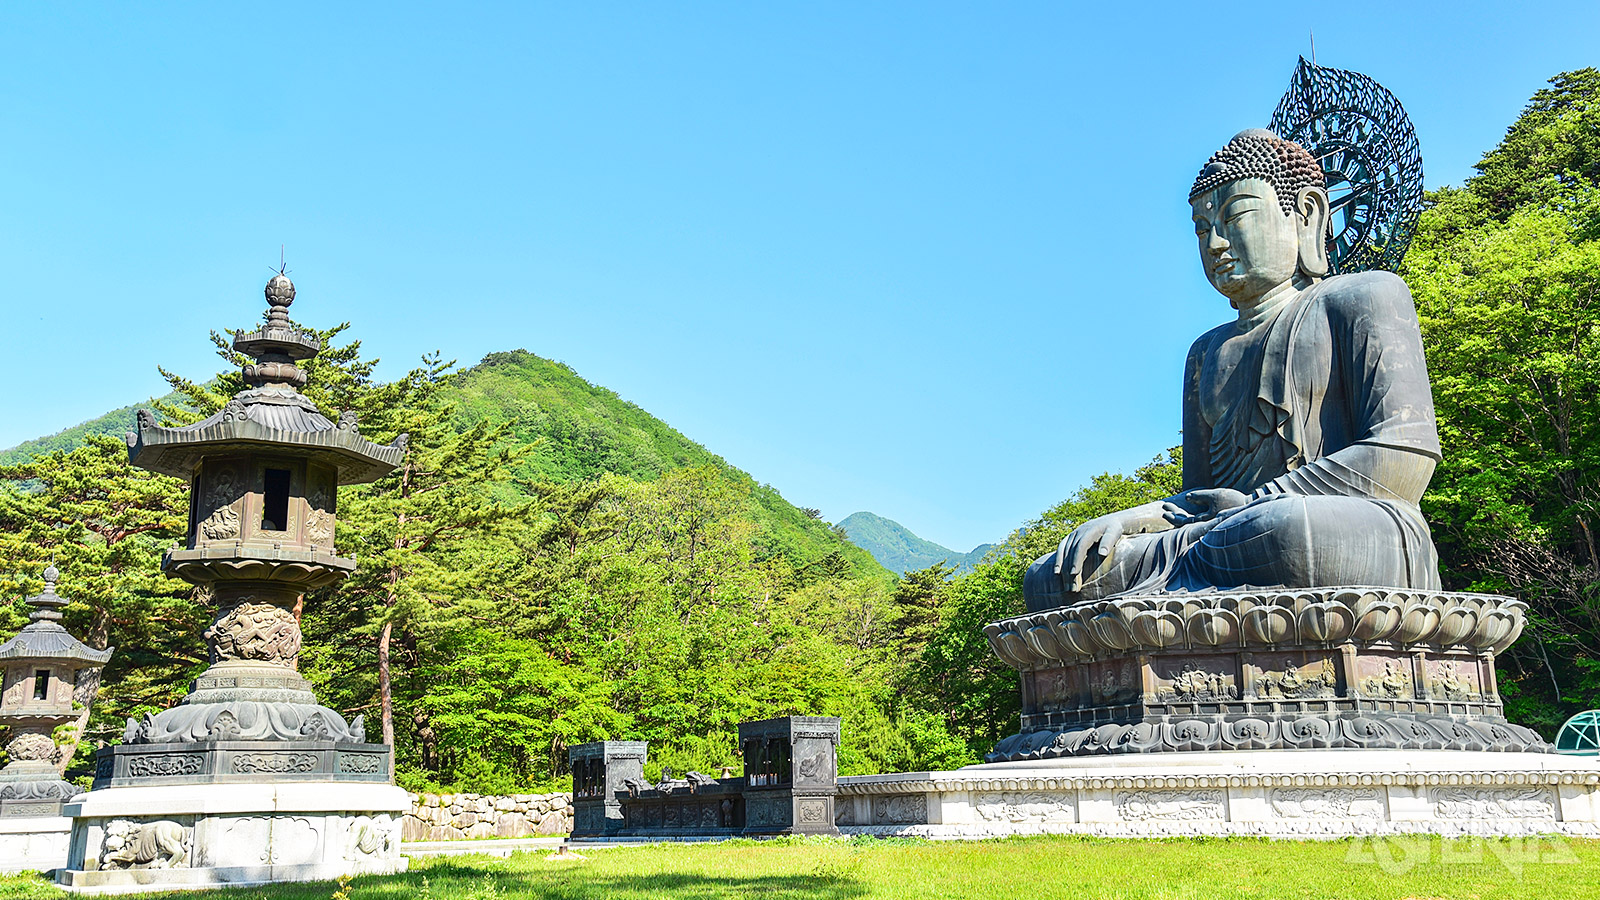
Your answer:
[1191,177,1300,305]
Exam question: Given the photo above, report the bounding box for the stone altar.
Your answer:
[569,717,842,841]
[991,129,1544,762]
[569,740,647,837]
[56,273,410,890]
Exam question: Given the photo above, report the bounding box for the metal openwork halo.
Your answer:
[1269,57,1423,274]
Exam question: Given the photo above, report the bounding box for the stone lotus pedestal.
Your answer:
[56,273,409,891]
[982,586,1545,760]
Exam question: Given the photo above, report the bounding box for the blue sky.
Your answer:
[1,2,1595,552]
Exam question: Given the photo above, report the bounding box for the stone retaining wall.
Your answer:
[401,792,572,841]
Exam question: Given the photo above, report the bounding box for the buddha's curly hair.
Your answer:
[1189,129,1325,215]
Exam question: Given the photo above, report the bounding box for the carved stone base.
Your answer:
[0,813,71,873]
[985,587,1542,760]
[93,740,392,788]
[0,758,80,816]
[55,781,407,891]
[836,750,1600,838]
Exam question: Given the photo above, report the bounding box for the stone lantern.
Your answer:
[0,566,112,817]
[102,271,404,764]
[57,273,410,889]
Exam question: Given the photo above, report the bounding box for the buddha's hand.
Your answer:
[1054,501,1175,591]
[1161,488,1252,526]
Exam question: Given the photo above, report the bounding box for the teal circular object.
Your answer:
[1555,710,1600,755]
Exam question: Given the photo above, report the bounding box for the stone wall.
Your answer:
[400,792,572,842]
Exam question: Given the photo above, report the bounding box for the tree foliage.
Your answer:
[1403,68,1600,734]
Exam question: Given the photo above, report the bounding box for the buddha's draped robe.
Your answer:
[1024,271,1442,612]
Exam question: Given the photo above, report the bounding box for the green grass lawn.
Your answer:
[3,835,1597,900]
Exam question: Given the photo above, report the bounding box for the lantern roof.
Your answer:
[125,272,407,485]
[0,566,113,667]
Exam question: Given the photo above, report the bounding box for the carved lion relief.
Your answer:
[974,791,1073,824]
[100,820,190,870]
[1114,790,1225,821]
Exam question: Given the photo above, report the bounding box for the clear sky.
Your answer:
[1,2,1595,552]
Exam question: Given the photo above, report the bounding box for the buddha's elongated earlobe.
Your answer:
[1296,186,1332,278]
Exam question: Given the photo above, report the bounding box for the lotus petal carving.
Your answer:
[1129,610,1185,649]
[1298,600,1355,644]
[1351,596,1402,642]
[1396,601,1442,643]
[1474,608,1523,653]
[1242,605,1296,645]
[1091,611,1135,651]
[1432,604,1479,647]
[1185,607,1239,646]
[1026,625,1066,662]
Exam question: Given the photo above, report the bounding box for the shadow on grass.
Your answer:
[0,858,869,900]
[405,857,871,900]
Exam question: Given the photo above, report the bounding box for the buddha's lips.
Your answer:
[1212,258,1238,275]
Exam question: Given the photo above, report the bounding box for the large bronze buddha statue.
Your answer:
[983,129,1541,760]
[1024,129,1441,611]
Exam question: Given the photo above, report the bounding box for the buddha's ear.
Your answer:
[1295,185,1331,278]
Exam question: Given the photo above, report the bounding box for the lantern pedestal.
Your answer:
[0,812,72,874]
[55,781,407,891]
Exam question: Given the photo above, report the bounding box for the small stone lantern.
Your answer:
[0,567,112,816]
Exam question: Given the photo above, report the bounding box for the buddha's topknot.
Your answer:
[1189,128,1325,215]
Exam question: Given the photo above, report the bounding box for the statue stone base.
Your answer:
[54,781,407,891]
[835,749,1600,838]
[984,587,1543,761]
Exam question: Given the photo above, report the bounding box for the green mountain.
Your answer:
[837,511,994,575]
[1,349,884,580]
[450,350,883,575]
[0,392,186,466]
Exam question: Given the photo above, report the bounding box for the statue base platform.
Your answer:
[0,813,71,873]
[54,781,408,893]
[984,586,1541,759]
[835,749,1600,838]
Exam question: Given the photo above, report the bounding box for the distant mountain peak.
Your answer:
[837,511,993,575]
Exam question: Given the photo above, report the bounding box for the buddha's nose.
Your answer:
[1207,229,1229,255]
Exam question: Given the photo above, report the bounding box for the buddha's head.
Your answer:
[1189,129,1330,307]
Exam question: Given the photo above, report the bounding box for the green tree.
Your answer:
[1403,68,1600,732]
[0,435,193,773]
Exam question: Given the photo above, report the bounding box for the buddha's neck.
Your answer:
[1235,274,1316,331]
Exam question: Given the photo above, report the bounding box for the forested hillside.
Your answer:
[0,337,926,791]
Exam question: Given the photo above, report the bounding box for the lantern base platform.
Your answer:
[0,813,71,873]
[55,781,407,893]
[93,739,391,788]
